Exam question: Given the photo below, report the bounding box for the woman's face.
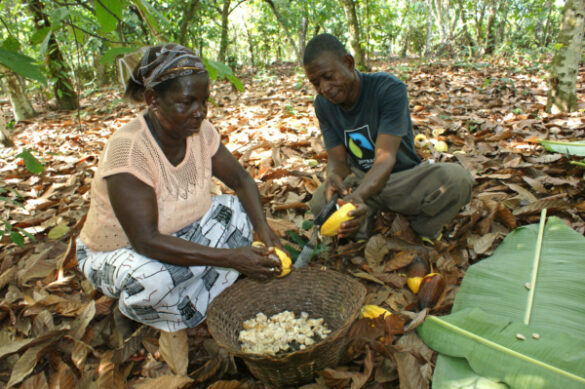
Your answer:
[151,73,210,140]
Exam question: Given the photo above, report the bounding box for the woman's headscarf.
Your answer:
[120,44,207,91]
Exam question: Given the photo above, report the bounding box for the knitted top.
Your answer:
[80,114,220,252]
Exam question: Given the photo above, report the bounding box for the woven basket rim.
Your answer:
[208,267,366,361]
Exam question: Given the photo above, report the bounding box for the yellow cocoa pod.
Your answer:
[407,276,423,294]
[414,133,429,148]
[274,247,292,277]
[434,140,449,152]
[360,304,391,319]
[251,241,292,277]
[320,203,356,236]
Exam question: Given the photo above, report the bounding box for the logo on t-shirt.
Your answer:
[344,125,375,170]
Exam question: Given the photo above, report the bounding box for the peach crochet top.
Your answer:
[80,114,220,252]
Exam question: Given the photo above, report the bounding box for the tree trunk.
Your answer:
[243,21,256,67]
[26,0,78,110]
[94,52,108,87]
[263,0,301,63]
[401,27,410,58]
[432,0,451,45]
[547,0,585,113]
[298,14,309,61]
[425,0,433,57]
[474,2,487,46]
[541,0,554,46]
[217,0,231,63]
[2,72,36,121]
[179,0,200,45]
[339,0,366,69]
[484,2,497,55]
[457,0,475,54]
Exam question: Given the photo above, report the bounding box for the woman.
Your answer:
[77,44,283,332]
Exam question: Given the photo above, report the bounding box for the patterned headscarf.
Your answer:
[120,44,207,89]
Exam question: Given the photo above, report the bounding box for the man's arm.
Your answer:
[337,133,401,238]
[324,144,352,200]
[351,133,401,201]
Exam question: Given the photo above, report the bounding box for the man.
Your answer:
[303,34,473,242]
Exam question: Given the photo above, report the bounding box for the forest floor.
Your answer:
[1,57,584,389]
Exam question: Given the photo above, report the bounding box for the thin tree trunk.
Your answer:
[542,0,554,46]
[179,0,200,45]
[425,0,433,57]
[218,0,231,63]
[27,0,78,110]
[94,52,108,87]
[432,0,451,45]
[474,3,487,46]
[243,20,256,67]
[2,73,36,121]
[547,0,585,113]
[457,0,475,54]
[339,0,366,69]
[484,2,497,55]
[298,12,309,61]
[401,27,410,58]
[263,0,301,63]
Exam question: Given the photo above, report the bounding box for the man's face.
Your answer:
[304,52,358,108]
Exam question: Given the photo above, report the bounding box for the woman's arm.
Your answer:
[106,173,280,278]
[211,143,282,249]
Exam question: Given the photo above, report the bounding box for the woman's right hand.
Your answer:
[230,245,282,280]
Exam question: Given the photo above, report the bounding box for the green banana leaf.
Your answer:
[417,212,585,388]
[418,309,585,389]
[539,140,585,156]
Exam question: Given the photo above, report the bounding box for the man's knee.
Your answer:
[309,184,328,215]
[437,163,474,204]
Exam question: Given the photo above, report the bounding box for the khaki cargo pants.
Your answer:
[309,162,474,239]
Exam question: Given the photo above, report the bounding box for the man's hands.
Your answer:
[324,172,348,201]
[338,193,368,238]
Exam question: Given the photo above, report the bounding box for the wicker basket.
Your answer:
[207,267,366,387]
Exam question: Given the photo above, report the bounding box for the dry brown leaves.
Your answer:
[0,60,584,388]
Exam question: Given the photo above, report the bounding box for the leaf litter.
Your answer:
[0,60,584,388]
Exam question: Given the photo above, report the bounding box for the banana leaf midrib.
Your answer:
[524,209,547,325]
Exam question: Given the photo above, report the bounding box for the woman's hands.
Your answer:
[231,245,283,280]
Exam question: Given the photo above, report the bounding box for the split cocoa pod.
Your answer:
[252,241,292,277]
[360,304,392,319]
[406,256,429,294]
[418,273,445,309]
[320,203,357,236]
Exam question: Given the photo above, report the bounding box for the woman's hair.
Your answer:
[123,43,206,103]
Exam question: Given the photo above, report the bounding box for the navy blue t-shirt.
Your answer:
[314,71,420,172]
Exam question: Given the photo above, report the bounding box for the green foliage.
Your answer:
[0,150,44,247]
[95,0,123,33]
[203,57,245,92]
[0,46,47,85]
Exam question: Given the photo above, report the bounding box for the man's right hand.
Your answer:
[325,173,348,200]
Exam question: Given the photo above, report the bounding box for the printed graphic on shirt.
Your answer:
[344,125,375,170]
